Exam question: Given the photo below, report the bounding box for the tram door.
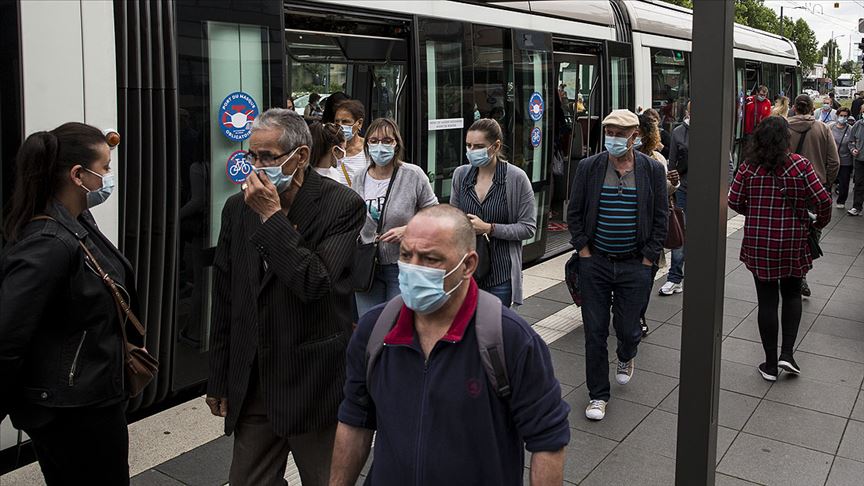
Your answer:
[551,43,602,239]
[733,60,761,165]
[283,10,411,144]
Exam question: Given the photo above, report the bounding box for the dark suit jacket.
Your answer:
[208,169,365,437]
[567,150,668,264]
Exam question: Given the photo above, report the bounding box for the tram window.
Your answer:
[610,55,633,111]
[762,63,779,98]
[472,25,513,153]
[650,48,690,131]
[513,44,551,184]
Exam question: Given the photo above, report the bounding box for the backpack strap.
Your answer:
[475,290,510,399]
[365,296,405,387]
[794,127,811,155]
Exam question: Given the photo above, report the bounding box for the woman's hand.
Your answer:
[467,214,492,235]
[378,226,406,243]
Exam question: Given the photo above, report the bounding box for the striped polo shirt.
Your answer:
[594,162,638,254]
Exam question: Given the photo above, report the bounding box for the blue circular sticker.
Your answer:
[528,92,544,121]
[226,150,252,184]
[219,91,259,142]
[531,127,542,147]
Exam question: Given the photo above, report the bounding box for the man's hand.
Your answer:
[578,247,592,258]
[466,214,492,235]
[379,225,406,243]
[667,169,680,186]
[243,171,282,220]
[642,257,653,267]
[205,396,228,417]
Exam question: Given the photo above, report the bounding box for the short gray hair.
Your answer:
[415,204,476,254]
[251,108,312,152]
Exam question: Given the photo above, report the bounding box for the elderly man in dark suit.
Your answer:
[206,108,365,485]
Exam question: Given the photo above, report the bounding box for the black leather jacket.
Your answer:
[0,202,139,422]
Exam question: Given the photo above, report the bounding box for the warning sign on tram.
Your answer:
[219,91,258,142]
[226,150,252,184]
[528,92,544,121]
[531,127,542,147]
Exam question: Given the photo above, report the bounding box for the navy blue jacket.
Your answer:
[338,281,570,485]
[567,150,669,263]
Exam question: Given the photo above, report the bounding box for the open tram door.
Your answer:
[550,40,602,253]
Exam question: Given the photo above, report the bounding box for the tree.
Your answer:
[661,0,693,7]
[841,60,864,84]
[734,0,779,33]
[787,19,820,77]
[821,40,843,81]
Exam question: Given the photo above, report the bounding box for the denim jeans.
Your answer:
[355,263,401,319]
[579,254,652,401]
[667,179,687,284]
[483,280,512,307]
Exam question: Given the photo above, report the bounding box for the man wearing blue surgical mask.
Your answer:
[207,108,365,485]
[331,204,570,486]
[567,109,668,421]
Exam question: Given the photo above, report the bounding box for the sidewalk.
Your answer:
[3,209,863,485]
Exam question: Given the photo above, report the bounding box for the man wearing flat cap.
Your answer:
[567,109,668,421]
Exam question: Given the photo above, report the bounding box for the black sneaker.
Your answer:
[641,317,649,337]
[778,355,801,375]
[758,362,779,382]
[801,279,811,297]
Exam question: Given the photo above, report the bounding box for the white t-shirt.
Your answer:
[313,166,340,181]
[334,151,368,187]
[363,173,391,222]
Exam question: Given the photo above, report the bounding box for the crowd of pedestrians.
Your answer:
[1,85,861,484]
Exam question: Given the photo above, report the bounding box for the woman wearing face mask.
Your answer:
[351,118,438,317]
[450,119,537,307]
[334,100,368,186]
[309,122,349,185]
[813,96,838,124]
[0,123,139,484]
[833,107,854,209]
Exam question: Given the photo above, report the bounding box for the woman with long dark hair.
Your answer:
[728,116,831,381]
[0,123,139,484]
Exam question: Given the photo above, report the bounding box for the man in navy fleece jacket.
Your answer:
[329,205,570,486]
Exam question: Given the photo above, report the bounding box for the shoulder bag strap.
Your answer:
[771,158,809,229]
[340,161,352,188]
[376,163,400,235]
[795,127,811,155]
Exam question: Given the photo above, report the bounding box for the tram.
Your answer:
[0,0,800,470]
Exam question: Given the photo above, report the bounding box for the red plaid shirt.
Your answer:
[728,153,832,281]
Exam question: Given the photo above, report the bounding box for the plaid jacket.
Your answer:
[728,153,832,281]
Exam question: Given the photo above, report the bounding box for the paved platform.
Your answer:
[3,208,863,485]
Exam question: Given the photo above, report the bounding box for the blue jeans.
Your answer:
[355,263,401,319]
[668,180,687,284]
[483,280,512,307]
[579,254,652,401]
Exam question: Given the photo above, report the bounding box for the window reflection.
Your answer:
[650,48,690,132]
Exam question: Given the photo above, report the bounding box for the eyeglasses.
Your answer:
[367,137,396,145]
[244,150,291,166]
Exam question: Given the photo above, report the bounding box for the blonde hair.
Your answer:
[771,96,789,118]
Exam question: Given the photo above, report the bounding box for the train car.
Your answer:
[0,0,800,472]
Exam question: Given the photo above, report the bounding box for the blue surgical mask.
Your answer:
[369,143,395,166]
[253,147,300,192]
[604,136,631,158]
[756,95,766,102]
[83,169,116,208]
[838,116,848,125]
[823,104,831,111]
[341,124,355,142]
[466,147,491,168]
[398,254,468,314]
[633,137,643,150]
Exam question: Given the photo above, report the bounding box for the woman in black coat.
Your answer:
[0,122,140,485]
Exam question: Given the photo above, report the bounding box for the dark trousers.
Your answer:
[640,265,660,320]
[579,254,652,401]
[837,165,853,205]
[26,402,129,485]
[753,276,802,367]
[853,160,864,210]
[230,372,336,486]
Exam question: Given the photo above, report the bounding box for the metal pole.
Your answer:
[780,6,784,38]
[674,0,733,484]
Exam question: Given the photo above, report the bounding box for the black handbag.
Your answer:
[351,165,399,292]
[475,233,492,281]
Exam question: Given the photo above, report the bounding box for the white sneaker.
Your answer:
[659,281,683,296]
[836,203,846,209]
[585,400,607,421]
[848,208,862,216]
[616,359,635,385]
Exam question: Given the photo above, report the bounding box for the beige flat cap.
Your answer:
[601,109,639,128]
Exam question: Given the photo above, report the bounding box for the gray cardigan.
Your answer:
[353,162,438,265]
[450,162,537,305]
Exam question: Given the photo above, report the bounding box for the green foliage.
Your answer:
[788,19,820,76]
[661,0,693,8]
[841,60,864,84]
[734,0,778,33]
[821,40,843,80]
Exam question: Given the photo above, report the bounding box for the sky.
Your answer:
[765,0,864,62]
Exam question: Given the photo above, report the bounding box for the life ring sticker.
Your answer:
[528,92,544,121]
[219,91,258,142]
[531,127,542,147]
[226,150,252,184]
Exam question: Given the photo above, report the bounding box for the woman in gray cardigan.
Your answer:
[451,119,537,307]
[352,118,438,317]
